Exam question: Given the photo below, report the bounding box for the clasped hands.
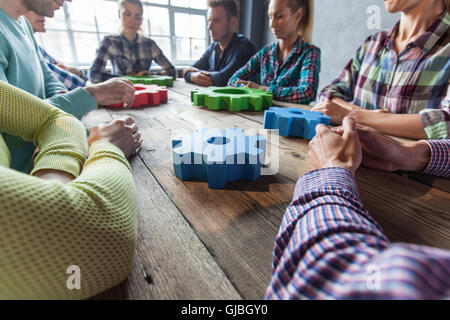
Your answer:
[308,117,431,176]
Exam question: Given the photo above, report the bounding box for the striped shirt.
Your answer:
[319,12,450,140]
[38,46,86,91]
[266,140,450,300]
[228,37,321,104]
[89,34,176,84]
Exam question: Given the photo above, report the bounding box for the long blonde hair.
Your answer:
[286,0,314,43]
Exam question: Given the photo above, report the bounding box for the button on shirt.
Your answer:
[184,33,257,86]
[319,12,450,140]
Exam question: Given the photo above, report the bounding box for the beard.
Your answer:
[22,0,54,17]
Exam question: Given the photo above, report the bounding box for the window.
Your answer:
[36,0,209,67]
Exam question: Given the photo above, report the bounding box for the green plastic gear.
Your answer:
[121,75,174,87]
[191,87,273,112]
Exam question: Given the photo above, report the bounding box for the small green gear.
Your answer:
[191,87,273,112]
[121,75,174,87]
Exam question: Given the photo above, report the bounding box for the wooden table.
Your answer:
[84,80,450,300]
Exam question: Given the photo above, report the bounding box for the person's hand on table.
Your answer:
[85,78,136,109]
[190,71,213,87]
[182,67,199,77]
[332,124,431,172]
[235,80,269,91]
[308,117,362,176]
[88,116,143,159]
[311,98,361,125]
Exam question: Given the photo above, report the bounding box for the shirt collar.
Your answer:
[271,36,304,60]
[384,11,449,54]
[213,33,239,55]
[120,32,140,44]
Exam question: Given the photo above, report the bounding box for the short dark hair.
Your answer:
[208,0,238,19]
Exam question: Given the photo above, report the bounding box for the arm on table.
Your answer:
[0,81,88,180]
[0,141,137,299]
[266,118,450,299]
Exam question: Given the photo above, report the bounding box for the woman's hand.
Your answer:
[308,117,362,176]
[88,117,143,159]
[311,99,360,125]
[235,80,269,91]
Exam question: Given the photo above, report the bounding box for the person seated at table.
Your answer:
[0,80,142,299]
[228,0,320,104]
[182,0,257,87]
[266,116,450,299]
[0,0,136,173]
[312,0,449,140]
[24,11,87,91]
[89,0,177,84]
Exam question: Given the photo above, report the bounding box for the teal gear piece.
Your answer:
[191,87,273,112]
[172,128,266,189]
[121,75,174,87]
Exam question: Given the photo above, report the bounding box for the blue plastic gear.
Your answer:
[263,107,330,140]
[172,128,266,189]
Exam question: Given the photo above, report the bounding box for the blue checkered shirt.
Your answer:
[38,46,87,91]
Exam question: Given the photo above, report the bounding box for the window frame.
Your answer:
[36,0,210,68]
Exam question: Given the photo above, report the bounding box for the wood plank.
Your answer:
[95,156,242,300]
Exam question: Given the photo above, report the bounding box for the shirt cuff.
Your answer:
[46,88,97,120]
[420,109,450,139]
[422,140,450,178]
[85,141,131,172]
[294,167,360,201]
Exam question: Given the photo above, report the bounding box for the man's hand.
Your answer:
[85,78,136,109]
[88,116,143,159]
[235,80,269,91]
[332,125,431,172]
[312,99,360,125]
[183,67,199,77]
[308,117,362,176]
[190,71,213,87]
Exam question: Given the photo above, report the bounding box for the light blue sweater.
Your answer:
[0,8,97,172]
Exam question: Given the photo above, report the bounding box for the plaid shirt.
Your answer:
[38,46,86,91]
[89,34,176,84]
[266,140,450,300]
[228,37,321,104]
[319,13,450,140]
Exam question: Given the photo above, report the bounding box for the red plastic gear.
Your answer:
[106,84,168,108]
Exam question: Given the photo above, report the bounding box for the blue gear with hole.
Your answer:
[264,107,330,140]
[172,128,266,189]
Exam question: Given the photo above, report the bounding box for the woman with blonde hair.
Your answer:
[89,0,176,83]
[228,0,320,104]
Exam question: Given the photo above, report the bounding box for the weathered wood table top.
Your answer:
[84,79,450,300]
